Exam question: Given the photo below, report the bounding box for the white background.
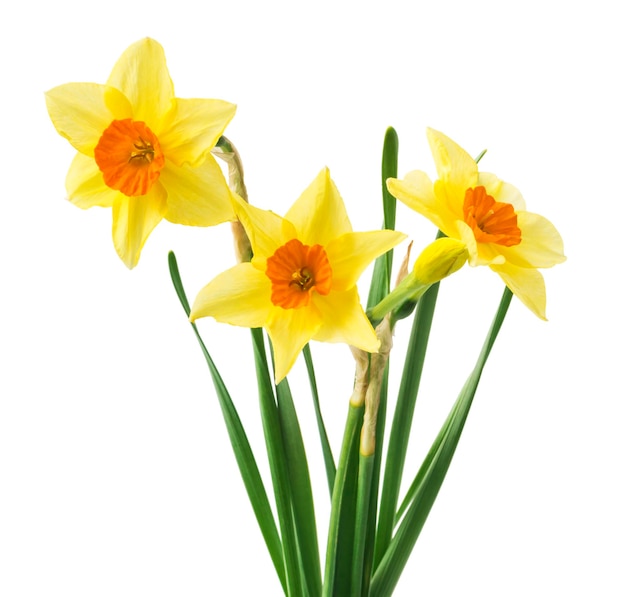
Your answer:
[1,1,624,595]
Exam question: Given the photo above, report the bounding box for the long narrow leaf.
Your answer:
[370,288,513,597]
[167,252,286,593]
[393,398,458,525]
[302,344,336,495]
[374,278,440,567]
[367,126,399,310]
[322,403,363,597]
[249,328,303,596]
[275,376,322,596]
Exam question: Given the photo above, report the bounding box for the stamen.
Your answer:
[289,267,313,291]
[129,137,155,163]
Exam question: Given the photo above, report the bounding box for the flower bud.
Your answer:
[412,237,468,284]
[367,237,468,325]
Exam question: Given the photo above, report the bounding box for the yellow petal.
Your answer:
[159,98,237,167]
[325,230,406,291]
[455,220,505,266]
[233,195,287,259]
[478,172,526,211]
[387,171,451,232]
[190,263,272,327]
[160,155,235,226]
[499,211,567,268]
[107,38,174,128]
[490,262,547,320]
[111,185,166,268]
[66,153,118,208]
[312,287,379,352]
[267,306,323,383]
[45,83,131,155]
[427,128,478,205]
[285,168,352,246]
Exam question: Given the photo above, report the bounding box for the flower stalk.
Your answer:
[351,315,393,595]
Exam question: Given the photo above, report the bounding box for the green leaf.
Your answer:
[374,276,440,568]
[367,126,399,310]
[303,344,336,496]
[250,328,303,596]
[381,127,399,233]
[369,288,513,597]
[167,252,286,593]
[275,376,322,596]
[322,403,363,597]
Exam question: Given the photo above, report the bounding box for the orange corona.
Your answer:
[94,119,165,197]
[463,186,521,247]
[266,239,333,309]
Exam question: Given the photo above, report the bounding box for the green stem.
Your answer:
[361,364,389,595]
[352,452,375,596]
[322,403,363,597]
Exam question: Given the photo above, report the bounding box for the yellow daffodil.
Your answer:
[387,128,566,319]
[46,38,236,268]
[190,168,406,383]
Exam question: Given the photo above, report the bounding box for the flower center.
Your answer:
[266,238,333,309]
[463,186,522,246]
[94,119,165,197]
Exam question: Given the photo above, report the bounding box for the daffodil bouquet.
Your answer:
[46,39,565,596]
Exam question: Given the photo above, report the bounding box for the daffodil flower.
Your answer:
[45,38,237,268]
[387,128,566,319]
[190,168,406,383]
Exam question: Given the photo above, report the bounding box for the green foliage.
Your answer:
[169,127,515,596]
